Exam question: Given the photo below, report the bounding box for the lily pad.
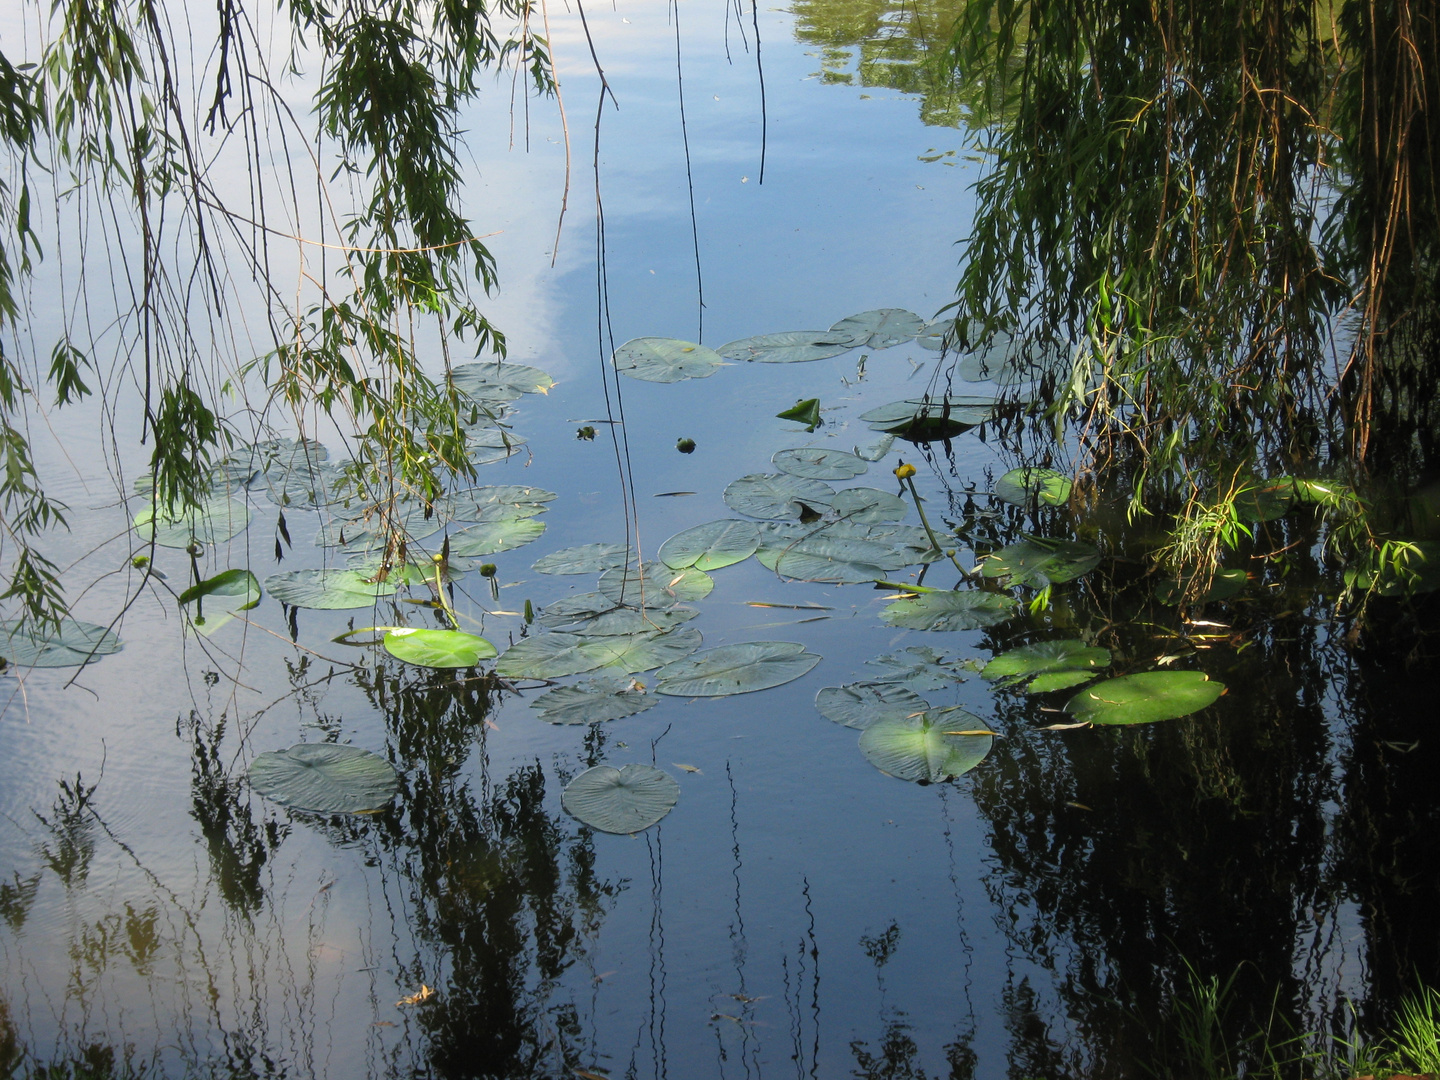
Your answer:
[1234,477,1296,522]
[723,474,836,520]
[466,426,528,466]
[134,496,252,549]
[264,567,404,610]
[915,318,961,352]
[447,517,547,557]
[229,438,340,508]
[533,543,634,575]
[880,589,1017,631]
[756,532,913,583]
[531,676,661,725]
[574,626,704,673]
[0,619,123,668]
[178,569,262,635]
[318,504,443,551]
[982,640,1111,693]
[1065,670,1226,726]
[859,711,993,783]
[451,360,554,397]
[440,485,556,522]
[772,447,868,480]
[865,646,967,691]
[613,337,724,383]
[982,536,1100,587]
[658,520,761,572]
[717,330,854,363]
[655,641,821,697]
[383,627,497,669]
[860,397,995,440]
[829,308,924,349]
[830,487,909,523]
[562,763,679,834]
[495,633,606,679]
[248,743,397,814]
[598,564,714,607]
[537,594,699,636]
[776,398,823,431]
[995,468,1073,509]
[814,682,929,730]
[1155,568,1248,605]
[854,435,896,462]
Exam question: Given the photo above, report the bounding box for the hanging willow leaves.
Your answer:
[858,711,994,783]
[658,520,761,572]
[613,338,724,382]
[655,641,821,697]
[0,619,123,668]
[982,639,1111,693]
[814,682,929,730]
[495,633,606,679]
[248,744,398,815]
[598,564,714,607]
[723,474,836,520]
[717,330,854,363]
[880,589,1017,631]
[533,543,633,575]
[178,568,261,635]
[531,676,661,725]
[829,308,924,349]
[995,468,1073,508]
[134,496,252,549]
[383,627,497,669]
[562,763,680,833]
[771,447,869,480]
[1065,671,1226,725]
[982,537,1101,587]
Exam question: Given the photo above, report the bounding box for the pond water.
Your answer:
[3,3,1438,1078]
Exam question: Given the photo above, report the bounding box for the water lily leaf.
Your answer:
[854,435,896,462]
[179,569,261,635]
[1234,477,1296,522]
[776,398,823,431]
[613,337,724,383]
[1155,568,1248,605]
[982,639,1110,692]
[756,533,913,583]
[982,537,1100,587]
[447,517,547,557]
[955,335,1021,383]
[598,564,714,607]
[574,627,703,673]
[537,592,622,629]
[829,308,924,349]
[830,487,908,523]
[532,676,661,724]
[0,619,123,668]
[1292,478,1359,510]
[1065,670,1225,725]
[995,468,1073,509]
[451,360,554,397]
[859,397,995,440]
[537,593,700,635]
[134,496,252,549]
[264,568,404,609]
[466,426,528,466]
[219,438,336,508]
[383,627,497,669]
[916,318,961,351]
[440,485,556,523]
[772,447,868,480]
[814,682,929,730]
[248,743,397,815]
[880,590,1017,631]
[717,330,854,363]
[865,646,967,691]
[533,543,634,575]
[658,520,761,572]
[859,711,993,782]
[318,504,443,551]
[655,641,821,697]
[495,633,606,679]
[562,763,679,833]
[723,474,836,520]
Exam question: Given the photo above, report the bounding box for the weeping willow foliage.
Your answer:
[945,0,1440,575]
[0,0,551,632]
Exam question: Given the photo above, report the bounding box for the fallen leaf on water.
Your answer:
[1065,802,1093,811]
[374,1021,397,1028]
[573,1070,611,1080]
[1041,722,1092,731]
[397,985,435,1006]
[673,763,702,774]
[944,729,998,737]
[653,491,697,497]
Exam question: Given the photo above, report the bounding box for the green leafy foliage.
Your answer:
[134,497,252,549]
[264,568,407,610]
[880,589,1016,631]
[981,537,1101,587]
[982,640,1111,693]
[723,473,836,520]
[658,520,761,572]
[383,628,496,669]
[1065,671,1226,726]
[772,447,869,480]
[858,711,994,782]
[776,398,823,431]
[178,569,261,635]
[829,308,924,348]
[995,468,1073,509]
[718,330,854,363]
[533,543,634,575]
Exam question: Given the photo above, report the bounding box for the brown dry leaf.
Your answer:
[396,984,435,1006]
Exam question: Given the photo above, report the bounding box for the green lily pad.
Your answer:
[814,682,929,730]
[562,763,679,833]
[854,435,896,462]
[0,619,123,668]
[859,397,995,440]
[982,536,1100,587]
[723,474,836,520]
[859,711,993,783]
[613,337,724,383]
[1065,670,1226,726]
[955,335,1021,383]
[440,485,556,522]
[658,520,761,572]
[533,543,634,575]
[225,438,339,508]
[756,532,913,583]
[134,496,252,549]
[717,330,854,363]
[1292,478,1359,510]
[982,639,1110,693]
[995,468,1073,509]
[447,517,547,557]
[880,589,1017,631]
[318,504,443,551]
[829,308,924,349]
[865,646,966,691]
[537,594,699,636]
[466,426,528,466]
[598,564,714,607]
[1234,477,1296,522]
[655,641,821,697]
[178,569,261,635]
[1155,568,1248,605]
[495,633,606,679]
[772,447,868,480]
[531,676,661,724]
[451,360,554,397]
[916,318,961,351]
[574,627,704,673]
[248,743,398,814]
[830,487,909,523]
[264,568,404,610]
[383,627,497,669]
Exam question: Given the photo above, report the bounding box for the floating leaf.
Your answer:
[318,504,442,551]
[1155,568,1248,606]
[858,711,993,782]
[466,426,528,466]
[830,487,908,523]
[982,536,1100,587]
[859,397,995,440]
[264,568,404,610]
[575,627,703,673]
[982,639,1110,693]
[995,467,1073,508]
[532,676,660,725]
[717,330,853,363]
[613,337,724,383]
[1234,477,1296,522]
[447,517,547,557]
[451,360,554,397]
[658,520,761,571]
[723,474,836,520]
[829,308,924,349]
[598,564,714,607]
[537,594,699,636]
[772,447,868,480]
[854,434,896,462]
[776,398,822,432]
[865,646,967,691]
[880,590,1017,631]
[562,763,679,833]
[655,641,821,697]
[1065,671,1226,726]
[955,334,1019,383]
[383,628,497,669]
[533,543,634,575]
[495,633,605,679]
[134,496,251,549]
[178,568,261,635]
[248,744,397,814]
[1292,478,1359,510]
[814,682,929,730]
[756,532,913,583]
[915,318,961,352]
[440,485,556,522]
[1344,540,1440,597]
[0,619,123,668]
